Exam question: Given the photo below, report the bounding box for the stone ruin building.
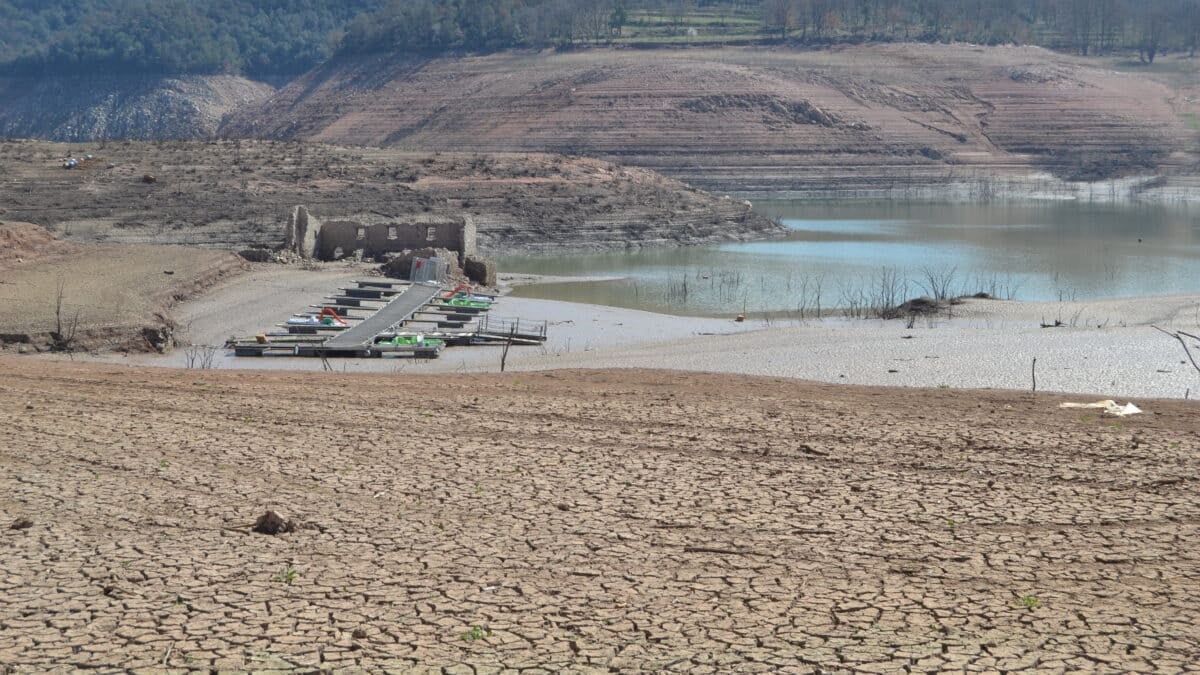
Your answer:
[284,206,495,286]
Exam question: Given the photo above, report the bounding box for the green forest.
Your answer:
[339,0,1199,62]
[0,0,1197,77]
[0,0,384,76]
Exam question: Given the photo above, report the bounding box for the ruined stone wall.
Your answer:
[460,217,477,257]
[288,209,475,261]
[285,206,320,257]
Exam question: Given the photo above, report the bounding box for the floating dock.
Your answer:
[232,279,546,359]
[323,283,442,351]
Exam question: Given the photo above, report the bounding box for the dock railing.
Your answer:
[476,315,548,341]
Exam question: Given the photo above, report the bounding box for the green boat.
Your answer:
[389,335,445,348]
[443,298,491,308]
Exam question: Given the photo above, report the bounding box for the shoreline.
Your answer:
[496,272,627,289]
[35,263,1200,401]
[715,171,1200,205]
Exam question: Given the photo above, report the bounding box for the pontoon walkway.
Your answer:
[322,282,442,349]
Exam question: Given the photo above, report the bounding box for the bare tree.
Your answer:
[1180,0,1200,56]
[51,278,80,353]
[668,0,695,33]
[1136,3,1168,63]
[918,265,958,301]
[184,344,219,369]
[1060,0,1097,54]
[763,0,798,38]
[1095,0,1123,53]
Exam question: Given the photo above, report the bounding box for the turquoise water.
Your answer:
[501,202,1200,316]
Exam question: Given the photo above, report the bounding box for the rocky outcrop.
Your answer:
[0,75,274,141]
[220,44,1199,197]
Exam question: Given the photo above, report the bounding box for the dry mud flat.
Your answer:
[2,362,1199,672]
[0,223,245,352]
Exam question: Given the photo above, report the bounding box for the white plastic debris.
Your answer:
[1059,400,1143,417]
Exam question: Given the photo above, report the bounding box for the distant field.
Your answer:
[617,8,765,43]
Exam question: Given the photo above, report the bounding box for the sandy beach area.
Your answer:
[64,266,1200,400]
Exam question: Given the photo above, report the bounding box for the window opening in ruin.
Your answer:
[426,226,436,242]
[356,227,365,241]
[387,226,398,240]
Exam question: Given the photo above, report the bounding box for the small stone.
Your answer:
[9,517,33,530]
[252,511,290,535]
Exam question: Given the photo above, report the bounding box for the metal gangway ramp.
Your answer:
[321,282,442,350]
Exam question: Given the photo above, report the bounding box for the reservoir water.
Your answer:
[501,202,1200,316]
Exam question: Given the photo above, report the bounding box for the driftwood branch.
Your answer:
[1153,326,1200,376]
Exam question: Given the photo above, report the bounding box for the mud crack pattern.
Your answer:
[1,361,1198,672]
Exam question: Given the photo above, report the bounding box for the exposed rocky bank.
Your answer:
[0,140,780,253]
[0,75,274,141]
[221,44,1200,201]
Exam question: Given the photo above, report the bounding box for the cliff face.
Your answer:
[0,75,274,141]
[0,140,780,253]
[219,44,1200,198]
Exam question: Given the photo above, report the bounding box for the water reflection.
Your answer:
[502,202,1200,316]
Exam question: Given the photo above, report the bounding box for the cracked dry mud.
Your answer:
[1,360,1198,672]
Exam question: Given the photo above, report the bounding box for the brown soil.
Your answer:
[0,221,80,272]
[221,44,1200,195]
[0,139,778,253]
[1,361,1197,671]
[0,224,245,351]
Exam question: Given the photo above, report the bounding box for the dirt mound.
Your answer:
[1002,64,1072,84]
[0,222,79,271]
[681,93,842,127]
[220,44,1198,195]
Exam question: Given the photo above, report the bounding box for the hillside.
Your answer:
[0,75,273,141]
[221,44,1200,198]
[0,140,779,253]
